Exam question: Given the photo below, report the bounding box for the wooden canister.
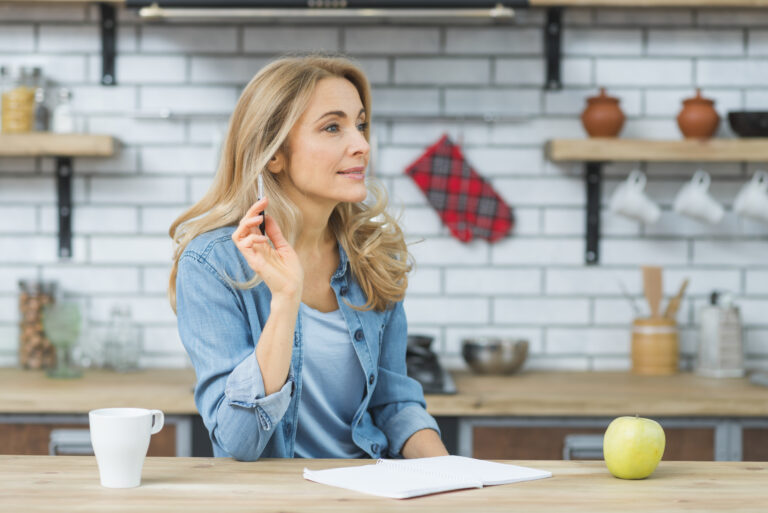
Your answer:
[631,317,679,375]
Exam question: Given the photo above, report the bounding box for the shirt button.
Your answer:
[339,285,349,296]
[368,374,375,385]
[285,423,292,434]
[354,329,364,341]
[371,443,379,453]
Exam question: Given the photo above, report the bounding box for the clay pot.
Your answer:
[677,88,720,139]
[581,87,625,138]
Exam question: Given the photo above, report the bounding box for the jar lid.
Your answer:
[683,88,714,105]
[587,87,619,103]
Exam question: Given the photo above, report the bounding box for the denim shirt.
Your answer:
[175,226,440,461]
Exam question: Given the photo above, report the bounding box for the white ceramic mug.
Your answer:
[89,408,164,488]
[609,170,661,224]
[673,170,724,224]
[734,170,768,224]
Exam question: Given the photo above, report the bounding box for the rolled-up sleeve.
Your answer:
[368,301,440,457]
[176,252,293,460]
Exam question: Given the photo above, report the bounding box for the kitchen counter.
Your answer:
[0,368,197,414]
[1,455,766,513]
[427,370,768,417]
[2,368,766,460]
[2,368,766,417]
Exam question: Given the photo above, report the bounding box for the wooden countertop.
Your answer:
[2,368,766,417]
[1,456,766,513]
[0,369,197,415]
[426,371,768,417]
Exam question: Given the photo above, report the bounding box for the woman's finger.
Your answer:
[263,215,291,251]
[237,232,268,251]
[244,196,269,219]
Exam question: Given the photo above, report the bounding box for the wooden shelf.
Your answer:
[0,133,115,158]
[0,133,116,259]
[548,138,768,163]
[546,138,768,266]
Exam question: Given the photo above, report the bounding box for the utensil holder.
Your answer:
[631,317,678,375]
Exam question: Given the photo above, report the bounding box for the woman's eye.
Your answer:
[357,122,369,132]
[323,123,340,133]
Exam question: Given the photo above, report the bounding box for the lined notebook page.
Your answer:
[303,456,551,499]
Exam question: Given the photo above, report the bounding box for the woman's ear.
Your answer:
[267,152,285,174]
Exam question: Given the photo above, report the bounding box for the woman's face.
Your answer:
[272,76,370,211]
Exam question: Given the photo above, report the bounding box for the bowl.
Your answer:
[461,338,528,375]
[728,111,768,137]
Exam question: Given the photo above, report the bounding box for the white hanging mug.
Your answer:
[734,170,768,224]
[673,170,724,224]
[89,408,164,488]
[609,170,661,224]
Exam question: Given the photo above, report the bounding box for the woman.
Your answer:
[168,55,448,461]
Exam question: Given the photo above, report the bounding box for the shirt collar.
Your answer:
[333,241,350,280]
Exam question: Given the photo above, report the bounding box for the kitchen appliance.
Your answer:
[728,111,768,137]
[406,335,456,394]
[696,291,744,378]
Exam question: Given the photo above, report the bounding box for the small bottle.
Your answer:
[51,88,75,133]
[33,87,49,131]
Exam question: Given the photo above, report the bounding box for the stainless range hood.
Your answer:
[126,1,522,21]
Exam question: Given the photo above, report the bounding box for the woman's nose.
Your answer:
[350,129,370,156]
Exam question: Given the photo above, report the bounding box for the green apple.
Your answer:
[603,416,665,479]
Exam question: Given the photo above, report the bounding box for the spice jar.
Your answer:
[0,66,8,129]
[1,66,41,134]
[18,280,58,370]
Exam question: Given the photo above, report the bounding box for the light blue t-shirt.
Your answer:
[293,303,367,458]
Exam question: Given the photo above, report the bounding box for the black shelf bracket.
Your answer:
[100,3,117,86]
[56,157,73,260]
[544,7,562,90]
[585,161,603,266]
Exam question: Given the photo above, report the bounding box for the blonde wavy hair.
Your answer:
[168,55,410,313]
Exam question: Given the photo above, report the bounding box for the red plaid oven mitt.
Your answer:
[404,134,514,243]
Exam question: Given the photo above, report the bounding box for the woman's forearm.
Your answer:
[256,296,300,396]
[401,428,450,459]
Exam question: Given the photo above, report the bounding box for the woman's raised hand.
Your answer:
[232,197,304,304]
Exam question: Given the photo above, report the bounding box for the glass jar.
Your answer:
[0,66,8,131]
[103,304,141,372]
[18,280,58,370]
[1,66,41,134]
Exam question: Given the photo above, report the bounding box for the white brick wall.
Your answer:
[1,7,768,372]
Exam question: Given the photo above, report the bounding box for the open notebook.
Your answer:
[303,455,552,499]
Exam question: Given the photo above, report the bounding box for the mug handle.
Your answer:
[692,169,710,189]
[754,170,768,190]
[150,410,164,435]
[628,169,646,190]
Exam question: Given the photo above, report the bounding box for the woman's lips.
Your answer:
[337,166,365,179]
